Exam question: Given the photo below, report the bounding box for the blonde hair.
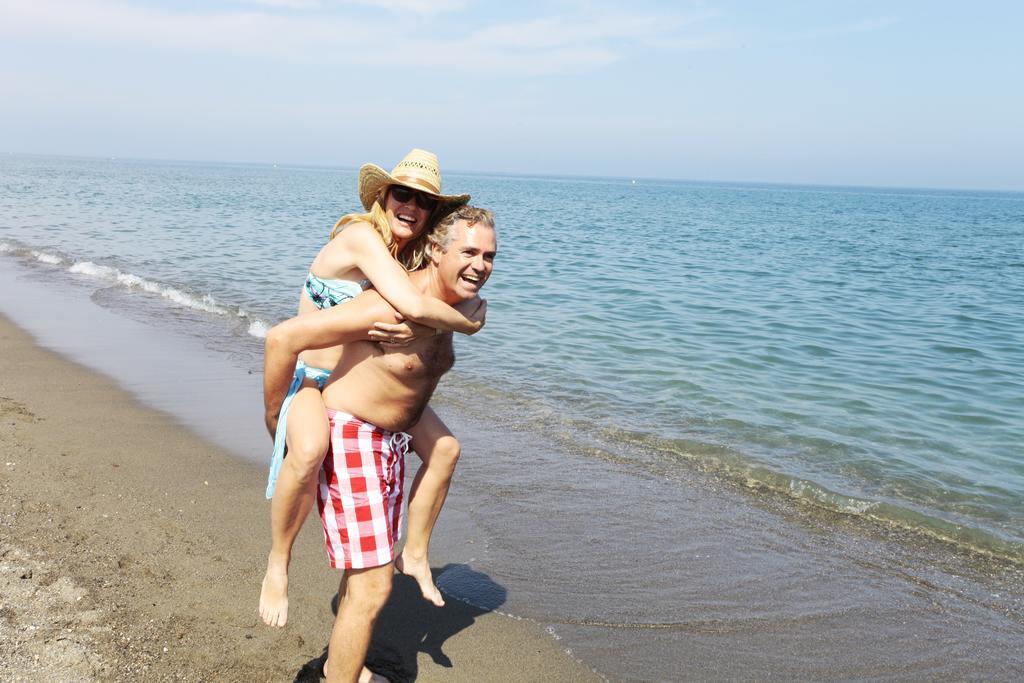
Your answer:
[328,187,444,270]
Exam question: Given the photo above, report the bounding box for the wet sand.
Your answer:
[0,314,599,681]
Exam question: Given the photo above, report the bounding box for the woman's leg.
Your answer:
[397,406,461,607]
[259,381,331,627]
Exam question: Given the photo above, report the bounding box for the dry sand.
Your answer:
[0,314,601,682]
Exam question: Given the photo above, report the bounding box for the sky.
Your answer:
[1,0,1022,190]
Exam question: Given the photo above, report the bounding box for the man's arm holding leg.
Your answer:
[263,291,393,436]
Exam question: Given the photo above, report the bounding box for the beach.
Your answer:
[4,0,1024,677]
[3,156,1024,680]
[0,313,599,681]
[4,265,1023,683]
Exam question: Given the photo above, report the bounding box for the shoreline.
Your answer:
[3,244,1023,679]
[4,233,1021,562]
[0,312,600,681]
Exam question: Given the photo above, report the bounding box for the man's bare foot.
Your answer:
[323,661,389,683]
[259,553,289,627]
[395,552,444,607]
[359,666,390,683]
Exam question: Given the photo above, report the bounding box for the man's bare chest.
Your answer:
[380,336,455,380]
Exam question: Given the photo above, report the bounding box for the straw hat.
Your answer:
[358,148,470,211]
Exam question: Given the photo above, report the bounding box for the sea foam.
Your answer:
[69,261,118,278]
[31,250,63,265]
[247,319,270,338]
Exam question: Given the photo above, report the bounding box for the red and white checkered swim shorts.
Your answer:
[317,409,409,569]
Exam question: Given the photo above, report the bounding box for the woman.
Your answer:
[260,149,481,629]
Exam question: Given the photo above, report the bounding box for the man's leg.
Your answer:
[324,564,393,683]
[398,407,460,607]
[260,383,330,627]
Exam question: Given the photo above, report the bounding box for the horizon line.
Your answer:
[5,150,1023,196]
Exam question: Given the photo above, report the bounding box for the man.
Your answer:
[262,206,496,683]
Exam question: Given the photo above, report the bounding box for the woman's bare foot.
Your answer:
[395,551,444,607]
[259,552,289,627]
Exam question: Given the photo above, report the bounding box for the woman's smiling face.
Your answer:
[384,185,435,244]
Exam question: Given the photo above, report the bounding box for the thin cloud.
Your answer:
[0,0,708,75]
[0,0,371,59]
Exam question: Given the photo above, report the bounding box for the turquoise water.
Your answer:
[2,154,1023,559]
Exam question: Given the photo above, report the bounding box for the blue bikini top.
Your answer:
[304,272,369,310]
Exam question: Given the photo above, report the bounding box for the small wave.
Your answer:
[58,256,277,347]
[572,425,1024,565]
[65,260,234,316]
[17,251,267,338]
[933,344,984,358]
[69,261,118,278]
[0,241,13,253]
[114,273,228,315]
[61,259,227,315]
[31,250,63,265]
[732,460,1023,563]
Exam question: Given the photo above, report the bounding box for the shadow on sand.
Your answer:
[294,563,507,682]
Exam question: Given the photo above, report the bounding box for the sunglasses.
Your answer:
[389,185,439,211]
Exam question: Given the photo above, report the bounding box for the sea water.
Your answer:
[3,153,1021,555]
[3,154,1023,678]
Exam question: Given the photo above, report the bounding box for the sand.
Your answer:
[0,314,600,682]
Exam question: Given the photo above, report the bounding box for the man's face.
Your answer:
[434,220,497,301]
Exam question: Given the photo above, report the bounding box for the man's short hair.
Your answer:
[427,205,496,252]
